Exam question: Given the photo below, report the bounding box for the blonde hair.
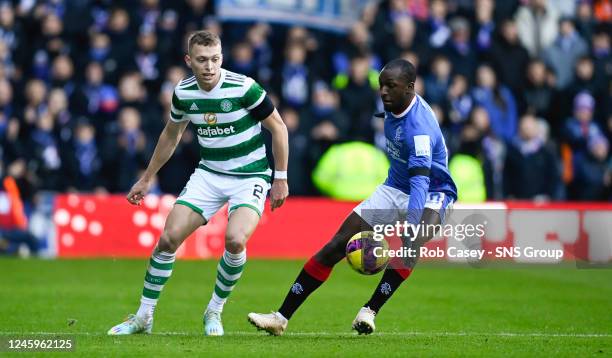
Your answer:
[187,30,221,52]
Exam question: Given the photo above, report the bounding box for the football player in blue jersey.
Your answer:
[248,59,457,335]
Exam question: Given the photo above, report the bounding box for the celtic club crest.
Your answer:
[204,112,217,124]
[220,99,232,112]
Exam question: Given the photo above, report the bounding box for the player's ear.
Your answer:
[184,54,192,69]
[407,81,415,93]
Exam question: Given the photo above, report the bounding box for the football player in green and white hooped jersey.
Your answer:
[108,30,289,337]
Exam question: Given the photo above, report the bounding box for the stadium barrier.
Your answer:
[49,194,612,263]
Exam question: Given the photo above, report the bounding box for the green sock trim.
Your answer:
[216,271,238,286]
[175,199,203,215]
[219,257,244,275]
[142,287,161,299]
[145,272,169,285]
[214,285,231,299]
[149,257,174,270]
[228,203,261,217]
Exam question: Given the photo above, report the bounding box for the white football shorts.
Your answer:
[353,184,454,227]
[175,168,270,221]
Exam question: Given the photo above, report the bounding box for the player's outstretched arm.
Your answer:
[262,109,289,211]
[126,120,189,205]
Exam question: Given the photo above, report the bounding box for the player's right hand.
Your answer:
[126,178,151,206]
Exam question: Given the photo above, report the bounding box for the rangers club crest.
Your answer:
[394,126,403,145]
[291,283,304,295]
[220,99,232,112]
[204,112,217,124]
[380,282,392,295]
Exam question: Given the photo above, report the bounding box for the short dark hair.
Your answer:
[187,30,221,52]
[383,59,416,84]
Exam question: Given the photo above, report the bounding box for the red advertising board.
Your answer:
[54,194,355,259]
[53,194,612,263]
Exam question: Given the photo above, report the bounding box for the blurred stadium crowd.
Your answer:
[0,0,611,207]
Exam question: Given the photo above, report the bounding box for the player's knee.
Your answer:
[158,227,184,253]
[225,230,247,254]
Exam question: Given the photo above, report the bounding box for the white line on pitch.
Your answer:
[0,331,610,338]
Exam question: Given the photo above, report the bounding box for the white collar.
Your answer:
[390,95,417,118]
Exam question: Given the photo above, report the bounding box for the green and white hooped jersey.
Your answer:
[170,69,271,182]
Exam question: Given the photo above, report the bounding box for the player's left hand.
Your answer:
[270,179,288,211]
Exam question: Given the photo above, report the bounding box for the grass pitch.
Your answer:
[0,258,610,356]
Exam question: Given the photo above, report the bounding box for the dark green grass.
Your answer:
[0,258,610,356]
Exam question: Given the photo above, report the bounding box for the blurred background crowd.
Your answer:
[0,0,611,211]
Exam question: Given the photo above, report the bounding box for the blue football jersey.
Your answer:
[383,95,458,223]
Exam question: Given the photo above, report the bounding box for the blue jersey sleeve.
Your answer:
[404,122,433,225]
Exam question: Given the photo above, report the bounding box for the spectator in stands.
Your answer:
[504,114,560,200]
[562,91,610,199]
[572,135,611,200]
[19,79,47,140]
[489,18,530,98]
[337,21,372,69]
[473,0,496,53]
[133,30,161,91]
[469,106,506,199]
[182,0,213,35]
[424,55,452,106]
[382,16,423,65]
[515,0,559,57]
[569,56,607,118]
[50,55,76,96]
[47,88,71,143]
[0,3,22,57]
[157,9,180,63]
[563,92,604,157]
[591,26,611,88]
[226,41,257,79]
[30,13,64,81]
[27,111,63,191]
[472,64,518,143]
[103,107,150,192]
[245,23,273,83]
[338,53,378,142]
[523,59,555,121]
[117,71,157,137]
[0,78,15,135]
[421,0,451,50]
[138,0,162,34]
[277,41,311,109]
[575,0,597,41]
[301,82,348,160]
[446,74,473,132]
[106,8,134,70]
[71,61,119,123]
[64,119,104,192]
[443,17,477,79]
[0,39,14,80]
[88,32,117,82]
[543,17,589,90]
